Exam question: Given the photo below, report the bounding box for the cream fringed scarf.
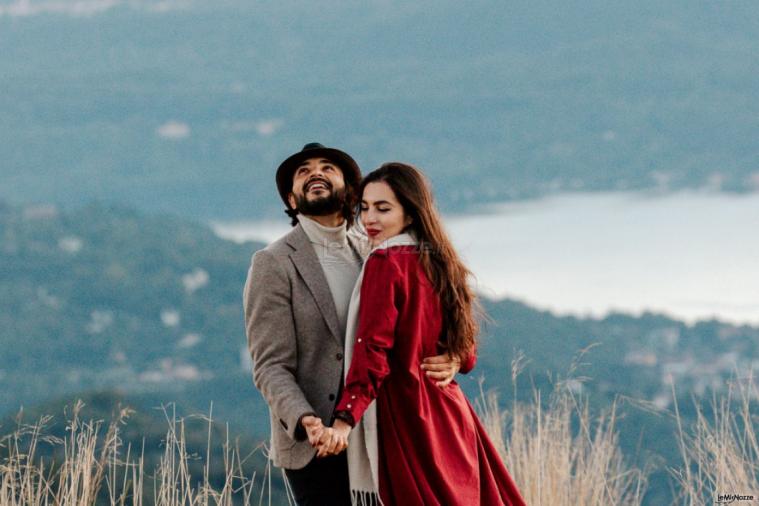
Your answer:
[343,233,418,506]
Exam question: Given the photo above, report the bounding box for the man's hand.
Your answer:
[315,420,351,457]
[301,415,324,447]
[421,353,461,388]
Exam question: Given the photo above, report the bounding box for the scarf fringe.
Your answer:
[351,489,383,506]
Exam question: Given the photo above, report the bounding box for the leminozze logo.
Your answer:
[715,493,755,504]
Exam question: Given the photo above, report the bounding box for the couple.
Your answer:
[244,143,525,506]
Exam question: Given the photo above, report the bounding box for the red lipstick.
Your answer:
[366,228,380,237]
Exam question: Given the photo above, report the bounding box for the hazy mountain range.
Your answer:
[2,0,758,220]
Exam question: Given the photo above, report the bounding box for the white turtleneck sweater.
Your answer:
[298,215,363,341]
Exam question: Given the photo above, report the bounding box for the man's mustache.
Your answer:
[303,177,332,192]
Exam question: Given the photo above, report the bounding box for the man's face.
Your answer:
[288,157,348,217]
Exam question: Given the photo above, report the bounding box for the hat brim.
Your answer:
[276,147,362,208]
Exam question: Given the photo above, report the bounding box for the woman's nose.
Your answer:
[362,211,376,225]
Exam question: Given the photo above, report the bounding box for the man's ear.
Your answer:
[288,193,297,210]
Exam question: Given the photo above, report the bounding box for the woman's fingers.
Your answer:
[319,434,349,457]
[322,434,338,457]
[337,436,349,453]
[314,425,350,457]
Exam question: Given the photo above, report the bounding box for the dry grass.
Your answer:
[670,373,759,505]
[0,377,650,506]
[477,350,649,506]
[4,367,759,505]
[0,401,276,506]
[480,390,648,506]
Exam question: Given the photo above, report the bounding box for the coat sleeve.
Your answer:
[243,249,315,441]
[334,252,402,426]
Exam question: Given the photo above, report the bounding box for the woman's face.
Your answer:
[360,181,412,247]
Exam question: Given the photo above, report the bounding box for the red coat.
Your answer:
[335,246,526,506]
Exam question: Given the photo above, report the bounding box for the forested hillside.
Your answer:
[2,1,758,219]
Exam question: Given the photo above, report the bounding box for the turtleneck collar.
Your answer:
[298,215,349,247]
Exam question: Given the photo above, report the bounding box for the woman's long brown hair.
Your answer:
[359,162,481,359]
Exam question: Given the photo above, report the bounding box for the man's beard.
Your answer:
[293,186,347,217]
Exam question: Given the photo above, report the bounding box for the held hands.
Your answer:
[315,419,351,457]
[421,353,461,388]
[301,416,351,457]
[301,415,324,446]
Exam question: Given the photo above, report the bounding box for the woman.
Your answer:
[318,163,525,506]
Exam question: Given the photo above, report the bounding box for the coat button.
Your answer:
[357,338,362,343]
[329,394,336,401]
[347,404,352,409]
[351,395,356,400]
[336,352,344,361]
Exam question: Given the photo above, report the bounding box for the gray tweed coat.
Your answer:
[243,223,359,469]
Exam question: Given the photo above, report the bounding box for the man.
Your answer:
[243,143,462,505]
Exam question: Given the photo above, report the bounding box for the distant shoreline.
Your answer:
[212,190,759,327]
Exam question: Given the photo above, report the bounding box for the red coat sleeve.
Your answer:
[334,252,402,426]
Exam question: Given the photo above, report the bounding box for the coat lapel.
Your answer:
[286,225,343,346]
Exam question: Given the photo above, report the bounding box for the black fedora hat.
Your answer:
[275,143,362,209]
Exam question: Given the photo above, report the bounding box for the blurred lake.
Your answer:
[212,191,759,325]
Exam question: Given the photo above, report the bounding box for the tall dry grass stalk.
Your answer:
[478,350,648,506]
[671,373,759,505]
[0,402,277,506]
